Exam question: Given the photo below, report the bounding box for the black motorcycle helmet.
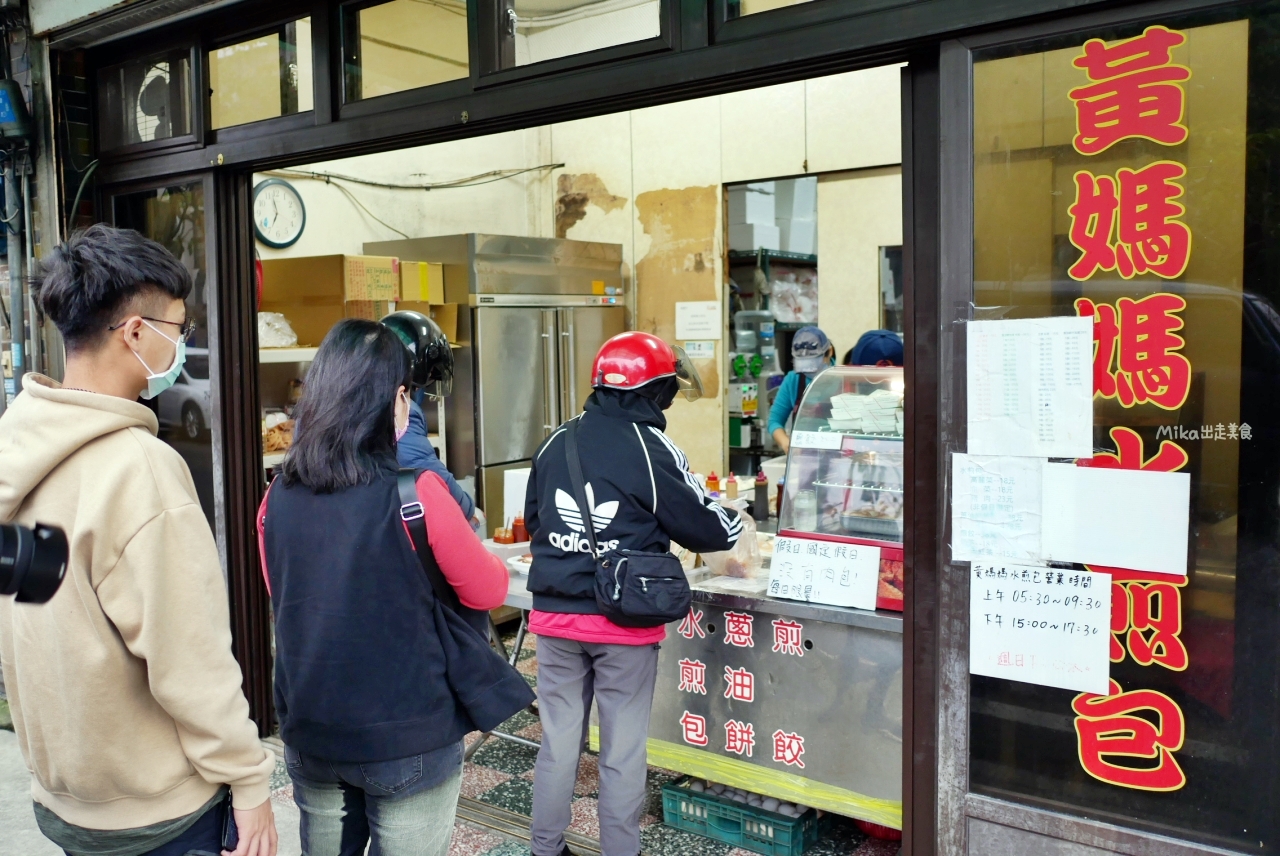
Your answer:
[380,310,454,400]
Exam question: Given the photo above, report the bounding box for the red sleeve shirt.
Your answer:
[413,471,508,610]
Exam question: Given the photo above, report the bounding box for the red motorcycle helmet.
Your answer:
[591,331,703,401]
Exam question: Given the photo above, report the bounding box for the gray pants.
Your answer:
[530,636,661,856]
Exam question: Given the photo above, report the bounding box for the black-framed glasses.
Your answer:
[107,316,197,343]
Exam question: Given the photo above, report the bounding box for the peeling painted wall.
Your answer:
[633,186,725,474]
[555,173,626,238]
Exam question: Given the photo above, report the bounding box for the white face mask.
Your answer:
[131,321,186,400]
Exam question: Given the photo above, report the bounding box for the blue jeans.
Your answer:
[61,793,232,856]
[286,744,464,856]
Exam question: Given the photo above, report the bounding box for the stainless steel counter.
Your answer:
[502,567,902,633]
[503,569,534,610]
[500,565,904,827]
[686,575,903,633]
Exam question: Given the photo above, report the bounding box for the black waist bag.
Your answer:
[565,419,692,628]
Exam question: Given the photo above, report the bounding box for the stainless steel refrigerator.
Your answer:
[364,235,626,532]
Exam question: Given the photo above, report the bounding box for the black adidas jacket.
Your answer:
[524,389,744,614]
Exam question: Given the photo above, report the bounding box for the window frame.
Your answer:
[101,172,224,555]
[934,1,1267,854]
[474,0,680,86]
[93,42,203,159]
[205,16,319,138]
[334,0,477,116]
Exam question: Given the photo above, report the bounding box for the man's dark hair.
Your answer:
[34,223,192,353]
[283,319,412,493]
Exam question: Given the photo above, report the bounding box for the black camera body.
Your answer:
[0,522,69,603]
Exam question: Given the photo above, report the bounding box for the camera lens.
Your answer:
[0,523,69,604]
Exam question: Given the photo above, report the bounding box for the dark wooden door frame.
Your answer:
[99,169,271,733]
[901,52,942,856]
[212,169,273,734]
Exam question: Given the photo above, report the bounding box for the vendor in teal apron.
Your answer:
[768,325,835,453]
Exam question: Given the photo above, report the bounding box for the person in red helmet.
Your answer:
[524,331,742,856]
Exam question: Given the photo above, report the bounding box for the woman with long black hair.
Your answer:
[257,318,508,856]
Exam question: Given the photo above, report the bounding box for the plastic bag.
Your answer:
[701,511,764,579]
[258,312,298,348]
[769,265,818,324]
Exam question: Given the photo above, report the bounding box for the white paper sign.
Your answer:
[683,340,716,359]
[767,536,880,610]
[503,468,531,529]
[967,316,1094,458]
[1040,463,1190,576]
[970,563,1111,694]
[676,301,721,340]
[951,454,1044,564]
[790,430,844,450]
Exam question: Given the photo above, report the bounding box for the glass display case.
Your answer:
[778,366,905,610]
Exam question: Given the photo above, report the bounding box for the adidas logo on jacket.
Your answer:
[524,389,743,615]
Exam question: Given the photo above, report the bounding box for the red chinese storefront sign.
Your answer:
[1068,163,1191,281]
[1068,426,1192,789]
[1068,26,1193,284]
[670,607,812,774]
[1075,294,1192,410]
[1073,679,1187,791]
[1070,26,1190,155]
[1064,25,1197,793]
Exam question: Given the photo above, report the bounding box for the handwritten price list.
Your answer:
[969,563,1110,694]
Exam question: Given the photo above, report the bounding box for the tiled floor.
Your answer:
[271,630,900,856]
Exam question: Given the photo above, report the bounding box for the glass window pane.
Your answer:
[97,50,191,150]
[726,0,811,20]
[209,18,313,129]
[342,0,469,102]
[111,183,215,529]
[509,0,660,66]
[969,8,1280,850]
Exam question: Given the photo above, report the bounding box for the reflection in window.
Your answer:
[968,10,1280,850]
[209,19,314,129]
[506,0,660,67]
[879,246,903,333]
[726,0,812,20]
[111,183,217,529]
[342,0,469,102]
[98,50,191,150]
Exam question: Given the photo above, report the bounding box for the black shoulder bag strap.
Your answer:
[564,418,602,561]
[397,469,464,614]
[789,372,808,428]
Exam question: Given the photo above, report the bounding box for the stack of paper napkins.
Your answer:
[829,389,904,435]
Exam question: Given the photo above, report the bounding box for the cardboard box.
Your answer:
[729,223,780,252]
[400,260,443,303]
[399,301,460,343]
[260,254,399,346]
[345,256,399,301]
[343,301,394,322]
[779,218,816,255]
[774,176,817,222]
[727,182,776,225]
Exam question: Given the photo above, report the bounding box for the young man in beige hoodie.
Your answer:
[0,224,277,856]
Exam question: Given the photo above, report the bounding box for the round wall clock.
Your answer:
[252,178,306,249]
